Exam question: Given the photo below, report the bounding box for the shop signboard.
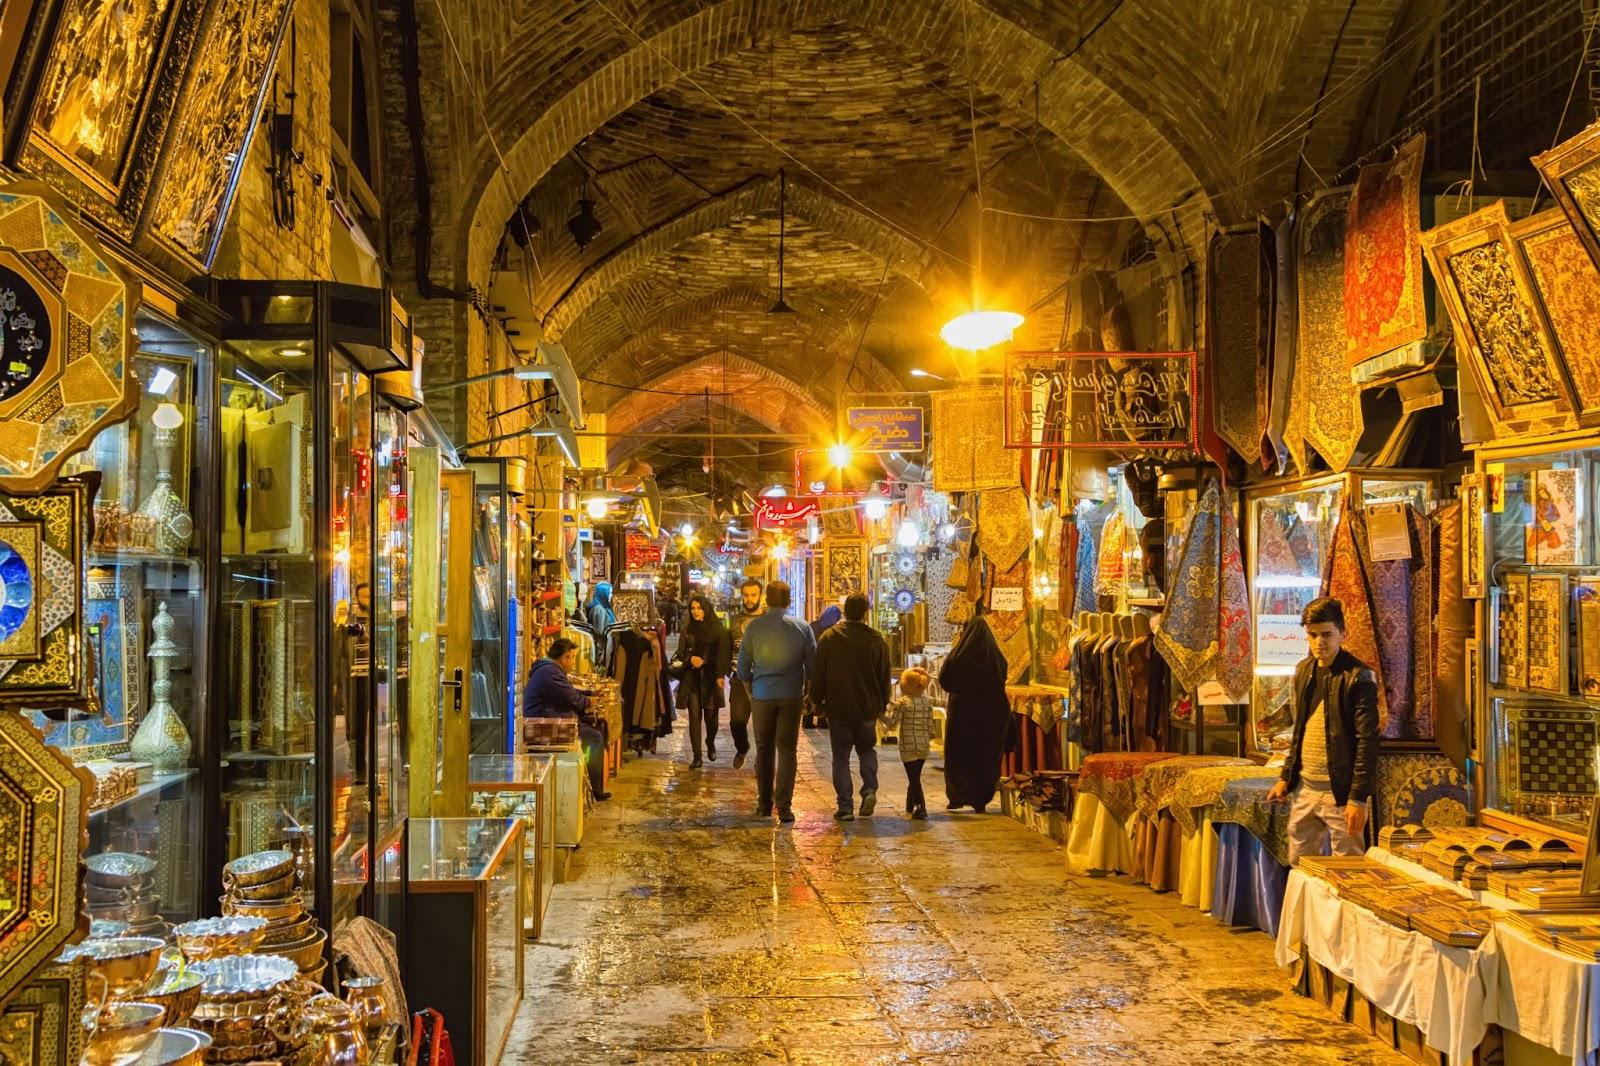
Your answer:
[847,407,924,452]
[754,496,820,529]
[1003,351,1198,450]
[625,533,664,571]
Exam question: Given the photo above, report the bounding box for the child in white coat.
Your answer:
[883,668,934,820]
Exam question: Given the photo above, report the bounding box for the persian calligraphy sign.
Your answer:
[1003,351,1198,450]
[846,407,924,452]
[753,497,820,530]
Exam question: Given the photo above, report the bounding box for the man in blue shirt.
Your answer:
[735,581,816,823]
[524,638,611,801]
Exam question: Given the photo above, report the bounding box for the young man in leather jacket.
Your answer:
[1267,596,1380,864]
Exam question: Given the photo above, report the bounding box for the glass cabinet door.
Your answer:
[469,479,511,754]
[50,311,211,925]
[217,337,320,910]
[370,403,409,932]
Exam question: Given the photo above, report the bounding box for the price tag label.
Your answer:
[991,586,1025,611]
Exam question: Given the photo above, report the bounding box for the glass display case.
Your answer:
[402,818,524,1066]
[45,308,218,924]
[1477,441,1600,842]
[1244,469,1437,755]
[465,458,527,755]
[467,754,555,939]
[209,279,409,943]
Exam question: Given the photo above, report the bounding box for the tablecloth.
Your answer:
[1170,767,1278,835]
[1132,811,1183,891]
[1065,792,1136,876]
[1275,868,1491,1065]
[1076,752,1180,825]
[1211,822,1288,935]
[1133,755,1251,822]
[1177,813,1220,911]
[1208,775,1292,867]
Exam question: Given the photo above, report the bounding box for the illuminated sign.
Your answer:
[846,407,924,452]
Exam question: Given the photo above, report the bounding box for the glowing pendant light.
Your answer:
[940,309,1024,351]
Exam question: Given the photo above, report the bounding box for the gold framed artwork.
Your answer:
[1528,467,1583,566]
[1532,121,1600,275]
[1464,637,1480,756]
[1509,209,1600,424]
[1421,202,1575,430]
[821,539,867,603]
[142,0,293,270]
[1497,573,1528,691]
[1525,573,1568,695]
[932,387,1017,493]
[0,184,138,493]
[10,0,197,231]
[1576,577,1600,701]
[0,476,92,706]
[30,565,142,758]
[0,714,90,1011]
[1460,473,1485,599]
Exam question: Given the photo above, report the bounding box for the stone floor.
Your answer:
[502,728,1410,1065]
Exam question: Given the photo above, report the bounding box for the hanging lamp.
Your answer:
[769,169,795,314]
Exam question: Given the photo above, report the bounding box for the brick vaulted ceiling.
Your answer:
[396,0,1411,479]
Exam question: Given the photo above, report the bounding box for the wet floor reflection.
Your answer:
[502,729,1409,1064]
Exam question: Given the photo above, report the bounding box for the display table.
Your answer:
[524,739,586,850]
[1064,793,1135,876]
[404,818,525,1066]
[1210,823,1288,934]
[468,754,556,939]
[1275,862,1600,1065]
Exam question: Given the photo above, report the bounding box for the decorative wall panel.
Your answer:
[0,478,91,706]
[1532,120,1600,275]
[821,539,866,603]
[1511,209,1600,423]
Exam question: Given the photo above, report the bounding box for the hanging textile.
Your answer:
[1074,504,1107,615]
[1293,188,1363,472]
[1152,481,1251,701]
[987,558,1029,639]
[932,388,1018,493]
[1344,134,1427,368]
[1432,502,1470,770]
[1208,224,1273,461]
[1096,512,1127,597]
[978,487,1032,571]
[1264,211,1298,471]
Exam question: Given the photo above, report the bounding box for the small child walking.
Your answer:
[883,667,935,820]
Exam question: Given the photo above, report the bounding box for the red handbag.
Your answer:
[408,1009,455,1066]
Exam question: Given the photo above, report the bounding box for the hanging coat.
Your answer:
[939,616,1014,810]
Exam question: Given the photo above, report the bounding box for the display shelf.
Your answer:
[87,769,197,821]
[89,551,196,567]
[222,751,317,763]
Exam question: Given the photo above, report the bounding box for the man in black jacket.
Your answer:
[810,593,891,820]
[1267,597,1380,864]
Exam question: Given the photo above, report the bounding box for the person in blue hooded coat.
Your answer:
[587,582,616,636]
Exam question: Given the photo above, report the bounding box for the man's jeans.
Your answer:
[728,677,753,755]
[828,718,879,812]
[751,697,803,812]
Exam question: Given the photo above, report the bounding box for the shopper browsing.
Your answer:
[735,581,816,824]
[524,638,612,802]
[882,667,934,820]
[809,593,891,821]
[674,593,730,769]
[725,579,766,769]
[1267,597,1380,864]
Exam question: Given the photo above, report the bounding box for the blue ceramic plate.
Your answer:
[0,542,33,643]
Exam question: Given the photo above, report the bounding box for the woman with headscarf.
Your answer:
[675,593,731,768]
[939,612,1014,812]
[803,604,844,728]
[587,581,616,637]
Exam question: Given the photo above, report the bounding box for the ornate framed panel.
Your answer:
[0,715,90,1010]
[0,964,86,1064]
[1460,473,1485,599]
[1464,637,1481,755]
[821,539,866,604]
[611,589,654,626]
[1421,202,1575,429]
[0,477,91,705]
[1496,573,1528,691]
[0,185,138,493]
[1528,467,1583,565]
[1532,121,1600,275]
[1510,209,1600,424]
[141,0,293,270]
[30,565,142,757]
[1525,573,1569,696]
[6,0,199,232]
[1577,577,1600,701]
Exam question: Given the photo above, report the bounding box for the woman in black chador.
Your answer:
[939,613,1013,812]
[675,593,731,768]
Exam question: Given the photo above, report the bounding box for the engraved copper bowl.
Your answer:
[86,896,162,923]
[173,916,270,962]
[88,919,133,939]
[222,850,294,888]
[65,937,166,1003]
[141,968,206,1027]
[83,1001,166,1065]
[260,928,327,972]
[260,914,314,947]
[221,893,304,922]
[132,1027,211,1066]
[226,870,297,901]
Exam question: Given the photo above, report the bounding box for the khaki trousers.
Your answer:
[1286,785,1365,866]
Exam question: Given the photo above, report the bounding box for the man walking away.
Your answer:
[726,579,765,769]
[810,593,891,820]
[736,581,816,824]
[1267,596,1380,864]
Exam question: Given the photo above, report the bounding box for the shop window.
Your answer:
[330,0,383,229]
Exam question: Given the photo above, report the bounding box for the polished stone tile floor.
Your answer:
[503,728,1409,1065]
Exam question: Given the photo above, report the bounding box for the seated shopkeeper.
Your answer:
[523,638,612,801]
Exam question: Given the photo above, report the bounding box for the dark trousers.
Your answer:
[828,718,879,811]
[686,687,720,758]
[751,697,803,812]
[728,677,753,754]
[578,725,605,794]
[904,759,926,810]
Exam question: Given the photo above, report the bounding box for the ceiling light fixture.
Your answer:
[567,176,602,251]
[909,368,944,381]
[940,0,1023,353]
[585,496,609,520]
[769,169,795,314]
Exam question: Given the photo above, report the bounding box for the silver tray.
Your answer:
[194,954,299,999]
